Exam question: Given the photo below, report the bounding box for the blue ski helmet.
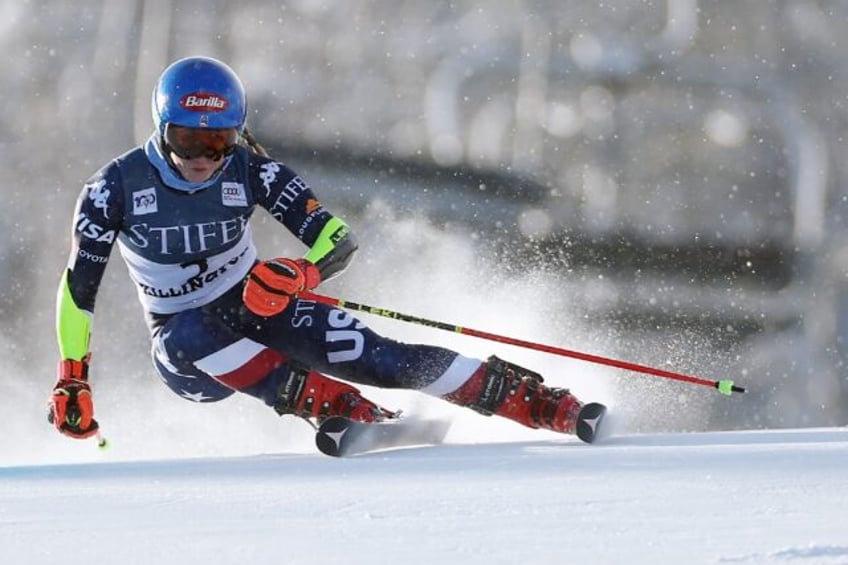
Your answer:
[151,57,247,136]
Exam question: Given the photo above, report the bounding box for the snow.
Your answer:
[3,425,847,565]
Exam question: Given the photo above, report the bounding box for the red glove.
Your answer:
[48,358,99,439]
[243,258,321,317]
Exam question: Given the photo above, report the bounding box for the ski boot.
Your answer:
[273,365,396,424]
[443,355,606,443]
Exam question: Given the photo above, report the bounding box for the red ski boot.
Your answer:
[443,356,583,434]
[274,366,396,423]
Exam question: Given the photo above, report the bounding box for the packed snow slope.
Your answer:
[2,425,847,565]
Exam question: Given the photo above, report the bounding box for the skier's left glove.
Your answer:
[48,358,100,439]
[243,258,321,317]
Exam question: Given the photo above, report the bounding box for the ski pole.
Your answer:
[299,291,746,395]
[95,430,109,450]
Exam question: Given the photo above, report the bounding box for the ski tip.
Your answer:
[575,402,607,444]
[315,416,353,457]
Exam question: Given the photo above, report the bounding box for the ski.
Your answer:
[315,402,606,456]
[315,416,451,457]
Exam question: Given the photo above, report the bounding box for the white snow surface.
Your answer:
[3,423,847,565]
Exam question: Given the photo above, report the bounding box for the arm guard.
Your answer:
[56,269,92,361]
[304,217,358,282]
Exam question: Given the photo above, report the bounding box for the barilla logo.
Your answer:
[180,92,229,112]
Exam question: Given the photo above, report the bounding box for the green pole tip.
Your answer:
[717,380,734,395]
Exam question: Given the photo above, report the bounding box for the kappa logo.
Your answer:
[221,182,248,207]
[86,178,110,219]
[132,187,158,215]
[259,162,282,195]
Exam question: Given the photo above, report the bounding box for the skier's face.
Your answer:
[169,153,224,183]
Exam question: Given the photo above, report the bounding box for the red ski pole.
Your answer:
[299,291,746,395]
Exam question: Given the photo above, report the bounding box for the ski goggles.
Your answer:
[164,124,239,160]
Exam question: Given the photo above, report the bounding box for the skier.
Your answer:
[49,56,605,449]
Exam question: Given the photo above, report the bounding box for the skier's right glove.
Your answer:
[48,358,99,439]
[243,258,321,317]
